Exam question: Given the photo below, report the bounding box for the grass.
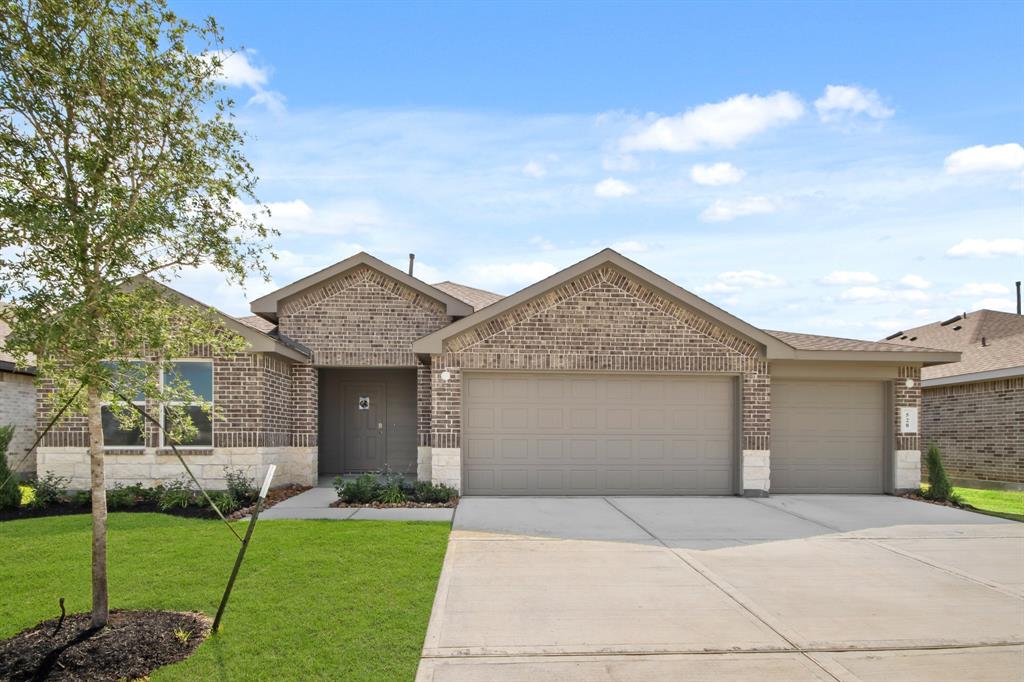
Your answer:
[920,483,1024,522]
[0,513,450,681]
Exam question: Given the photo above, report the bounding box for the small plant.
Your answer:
[378,481,406,504]
[158,478,195,511]
[412,481,458,504]
[27,472,71,509]
[336,473,379,504]
[107,483,145,509]
[19,484,34,507]
[206,490,240,515]
[73,490,91,507]
[224,467,257,506]
[922,443,958,503]
[173,628,192,645]
[0,425,20,510]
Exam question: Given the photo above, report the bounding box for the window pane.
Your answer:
[101,361,147,402]
[165,362,213,401]
[101,406,143,446]
[164,405,212,447]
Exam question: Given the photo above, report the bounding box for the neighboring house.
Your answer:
[37,249,958,495]
[883,309,1024,488]
[0,314,37,476]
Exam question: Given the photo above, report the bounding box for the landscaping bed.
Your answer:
[0,513,449,679]
[333,472,459,508]
[330,498,457,509]
[0,609,208,682]
[904,485,1024,522]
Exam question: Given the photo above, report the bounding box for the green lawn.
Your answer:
[0,513,450,681]
[920,483,1024,522]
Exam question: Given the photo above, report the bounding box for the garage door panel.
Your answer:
[771,380,884,494]
[463,373,736,495]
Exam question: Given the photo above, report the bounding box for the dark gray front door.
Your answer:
[344,382,387,472]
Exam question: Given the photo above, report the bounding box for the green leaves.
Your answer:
[0,0,271,426]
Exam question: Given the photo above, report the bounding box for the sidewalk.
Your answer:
[258,485,454,522]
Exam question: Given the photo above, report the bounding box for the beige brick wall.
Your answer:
[921,377,1023,484]
[429,265,772,488]
[0,371,36,475]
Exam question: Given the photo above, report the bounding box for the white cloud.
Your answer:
[944,143,1024,175]
[841,286,928,302]
[946,238,1024,258]
[821,271,879,285]
[690,162,746,186]
[814,85,894,123]
[974,297,1016,312]
[611,240,648,253]
[528,235,556,251]
[953,282,1010,296]
[266,199,313,220]
[522,160,547,178]
[699,196,778,222]
[602,154,640,172]
[899,274,931,289]
[205,49,285,114]
[700,270,785,293]
[594,177,637,198]
[620,92,804,152]
[467,261,559,289]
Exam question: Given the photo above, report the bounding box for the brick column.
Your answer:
[416,360,432,481]
[741,363,771,496]
[430,358,461,490]
[291,364,318,448]
[894,365,922,490]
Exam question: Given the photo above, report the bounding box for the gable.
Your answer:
[446,265,761,359]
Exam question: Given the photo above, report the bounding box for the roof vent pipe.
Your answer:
[1016,280,1021,315]
[408,253,415,276]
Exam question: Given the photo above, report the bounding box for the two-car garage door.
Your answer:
[462,373,735,495]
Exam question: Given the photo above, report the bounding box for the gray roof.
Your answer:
[0,309,35,374]
[881,310,1024,381]
[766,330,951,354]
[431,281,504,311]
[236,315,277,333]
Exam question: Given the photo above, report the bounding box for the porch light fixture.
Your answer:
[904,378,915,388]
[440,370,452,382]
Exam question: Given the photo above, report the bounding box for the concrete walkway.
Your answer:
[258,485,454,521]
[417,495,1024,681]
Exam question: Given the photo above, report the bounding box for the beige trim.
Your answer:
[923,365,1024,387]
[249,251,473,321]
[786,349,960,365]
[771,361,905,380]
[412,248,791,357]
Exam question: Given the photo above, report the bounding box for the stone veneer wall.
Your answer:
[428,265,772,492]
[0,371,37,475]
[921,376,1023,485]
[35,348,318,488]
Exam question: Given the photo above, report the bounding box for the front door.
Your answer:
[344,382,387,472]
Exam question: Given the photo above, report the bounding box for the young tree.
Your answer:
[0,0,272,627]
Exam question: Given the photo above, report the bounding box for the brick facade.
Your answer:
[1,371,36,474]
[921,377,1024,484]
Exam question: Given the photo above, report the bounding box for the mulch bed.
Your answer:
[0,609,209,682]
[900,490,966,510]
[227,484,311,520]
[0,484,311,522]
[330,498,459,509]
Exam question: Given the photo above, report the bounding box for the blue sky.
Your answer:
[172,1,1023,339]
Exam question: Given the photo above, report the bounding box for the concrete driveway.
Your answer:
[417,495,1024,681]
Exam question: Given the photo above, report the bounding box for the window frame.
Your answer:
[159,358,214,449]
[99,359,148,449]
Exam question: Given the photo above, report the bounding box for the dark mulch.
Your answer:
[1,484,311,523]
[0,609,209,682]
[900,490,966,510]
[227,484,311,520]
[330,498,458,509]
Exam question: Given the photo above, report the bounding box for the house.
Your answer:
[883,309,1024,489]
[36,249,959,495]
[0,315,36,476]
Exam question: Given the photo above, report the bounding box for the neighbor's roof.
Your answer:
[431,281,504,311]
[0,314,35,374]
[882,309,1024,384]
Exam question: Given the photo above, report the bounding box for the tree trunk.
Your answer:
[87,385,109,628]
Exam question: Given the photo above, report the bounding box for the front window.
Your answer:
[161,360,214,447]
[101,361,146,447]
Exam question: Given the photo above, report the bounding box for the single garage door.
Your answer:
[771,380,885,493]
[462,372,736,495]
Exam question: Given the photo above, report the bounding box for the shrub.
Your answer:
[923,443,957,503]
[412,481,458,504]
[206,490,240,515]
[0,425,20,510]
[224,468,257,506]
[158,478,195,511]
[28,471,71,509]
[107,482,145,509]
[378,481,406,504]
[73,490,91,506]
[336,474,380,504]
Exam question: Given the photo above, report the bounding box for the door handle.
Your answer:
[377,422,383,433]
